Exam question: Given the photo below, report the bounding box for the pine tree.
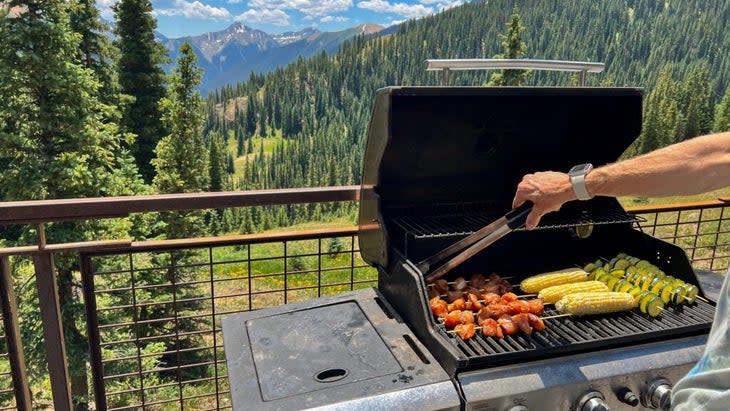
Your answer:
[714,88,730,132]
[640,67,680,153]
[245,94,257,136]
[208,131,225,192]
[489,7,530,86]
[678,64,713,140]
[114,0,168,183]
[0,0,145,407]
[153,42,209,211]
[149,42,210,381]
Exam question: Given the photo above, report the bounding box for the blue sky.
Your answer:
[97,0,464,38]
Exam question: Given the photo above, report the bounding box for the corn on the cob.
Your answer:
[537,281,609,304]
[519,269,589,293]
[555,292,635,316]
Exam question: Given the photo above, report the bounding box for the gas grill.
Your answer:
[223,86,718,411]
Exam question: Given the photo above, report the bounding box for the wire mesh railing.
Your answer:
[81,229,376,411]
[0,188,728,411]
[628,200,730,274]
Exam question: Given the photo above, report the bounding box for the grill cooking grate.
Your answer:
[393,205,644,239]
[437,300,714,368]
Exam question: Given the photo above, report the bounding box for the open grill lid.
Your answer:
[359,87,643,268]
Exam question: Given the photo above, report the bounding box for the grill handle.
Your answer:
[505,201,532,229]
[423,202,533,283]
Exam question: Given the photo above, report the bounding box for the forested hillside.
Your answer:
[206,0,730,215]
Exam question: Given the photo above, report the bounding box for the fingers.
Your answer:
[512,176,531,209]
[512,195,524,210]
[525,209,543,230]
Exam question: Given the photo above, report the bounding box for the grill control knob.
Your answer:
[643,378,672,410]
[576,391,611,411]
[617,387,640,406]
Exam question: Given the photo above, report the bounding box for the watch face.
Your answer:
[569,163,593,176]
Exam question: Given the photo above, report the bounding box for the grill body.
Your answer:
[358,87,716,409]
[222,86,718,410]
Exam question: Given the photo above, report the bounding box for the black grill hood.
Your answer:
[359,87,643,268]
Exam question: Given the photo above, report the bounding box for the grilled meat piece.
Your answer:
[507,300,531,315]
[444,310,463,328]
[500,292,519,303]
[470,273,487,289]
[464,292,483,311]
[454,323,476,340]
[478,303,511,320]
[527,298,545,315]
[433,279,450,295]
[430,296,448,318]
[447,297,466,312]
[511,313,534,335]
[453,276,468,291]
[497,315,519,335]
[527,313,546,331]
[443,309,474,328]
[446,290,464,303]
[480,292,502,305]
[477,317,504,338]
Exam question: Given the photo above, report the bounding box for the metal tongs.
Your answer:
[420,201,533,283]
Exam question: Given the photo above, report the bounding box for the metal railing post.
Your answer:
[0,256,32,411]
[33,252,73,411]
[80,254,106,411]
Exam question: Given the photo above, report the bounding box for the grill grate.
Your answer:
[393,205,644,239]
[436,300,714,369]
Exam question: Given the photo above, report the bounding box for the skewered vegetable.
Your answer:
[555,292,635,316]
[537,281,609,304]
[592,252,703,308]
[519,269,589,293]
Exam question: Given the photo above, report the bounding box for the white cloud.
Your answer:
[155,0,231,20]
[320,15,349,23]
[420,0,464,11]
[420,0,463,11]
[356,0,432,18]
[234,8,290,26]
[248,0,353,19]
[226,0,242,3]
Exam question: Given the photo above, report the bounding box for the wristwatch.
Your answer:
[569,163,594,200]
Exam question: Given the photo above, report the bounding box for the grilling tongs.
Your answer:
[420,201,533,283]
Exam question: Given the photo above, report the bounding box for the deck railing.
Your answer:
[0,187,727,410]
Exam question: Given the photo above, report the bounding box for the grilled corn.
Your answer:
[537,281,609,304]
[555,292,635,316]
[519,269,589,293]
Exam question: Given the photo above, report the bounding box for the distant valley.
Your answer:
[158,22,385,94]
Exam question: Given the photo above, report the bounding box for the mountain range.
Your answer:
[158,22,385,94]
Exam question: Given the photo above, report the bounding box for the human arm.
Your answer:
[512,131,730,229]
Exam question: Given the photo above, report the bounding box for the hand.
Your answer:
[512,171,576,230]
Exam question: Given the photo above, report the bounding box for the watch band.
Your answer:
[570,173,592,200]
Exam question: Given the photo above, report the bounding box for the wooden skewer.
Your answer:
[435,293,537,301]
[696,295,709,303]
[445,314,565,334]
[427,276,514,286]
[540,313,572,320]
